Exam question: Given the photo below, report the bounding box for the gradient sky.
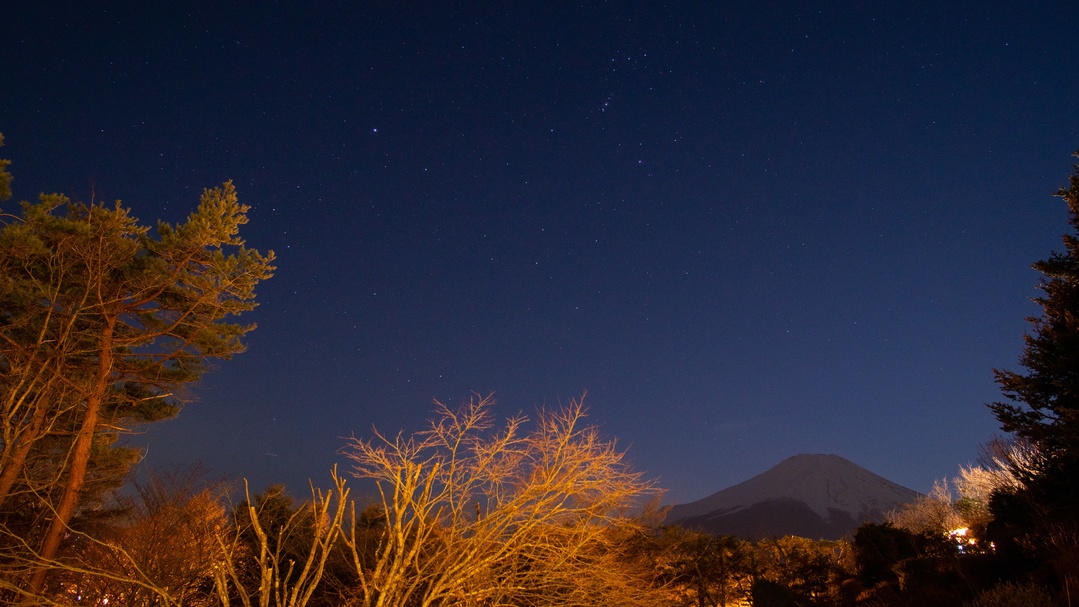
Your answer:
[3,2,1079,504]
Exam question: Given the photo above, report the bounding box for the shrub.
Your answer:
[966,581,1053,607]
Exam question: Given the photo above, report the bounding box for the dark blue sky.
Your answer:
[3,2,1078,504]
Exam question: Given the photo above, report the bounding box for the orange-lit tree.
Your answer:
[0,167,274,596]
[52,467,230,606]
[212,477,350,607]
[341,395,668,607]
[653,527,752,607]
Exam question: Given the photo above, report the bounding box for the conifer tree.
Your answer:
[0,143,274,594]
[989,151,1079,533]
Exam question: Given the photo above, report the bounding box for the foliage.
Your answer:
[653,526,752,607]
[889,448,1026,552]
[751,578,808,607]
[340,394,667,607]
[649,527,851,607]
[952,462,1018,537]
[0,143,274,596]
[988,156,1079,515]
[751,536,845,602]
[988,151,1079,593]
[851,523,924,587]
[966,581,1054,607]
[889,478,964,538]
[50,467,228,606]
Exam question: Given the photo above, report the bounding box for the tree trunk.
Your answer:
[27,320,114,596]
[0,397,50,509]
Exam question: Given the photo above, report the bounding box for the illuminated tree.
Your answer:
[340,395,667,607]
[889,478,964,537]
[0,171,274,594]
[749,536,844,604]
[653,527,751,607]
[953,461,1022,537]
[53,468,229,606]
[888,441,1031,556]
[213,478,349,607]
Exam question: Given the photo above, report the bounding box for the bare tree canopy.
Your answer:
[340,394,668,607]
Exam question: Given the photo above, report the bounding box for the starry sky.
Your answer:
[3,2,1078,504]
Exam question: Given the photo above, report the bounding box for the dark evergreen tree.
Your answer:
[989,152,1079,508]
[988,150,1079,588]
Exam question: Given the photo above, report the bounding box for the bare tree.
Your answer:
[977,436,1038,490]
[889,478,964,537]
[890,442,1034,550]
[13,467,227,606]
[212,475,349,607]
[340,394,667,607]
[0,468,226,606]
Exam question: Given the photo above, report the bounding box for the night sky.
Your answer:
[3,2,1078,504]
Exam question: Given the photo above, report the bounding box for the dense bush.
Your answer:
[967,581,1053,607]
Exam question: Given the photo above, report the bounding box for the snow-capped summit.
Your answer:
[666,454,920,540]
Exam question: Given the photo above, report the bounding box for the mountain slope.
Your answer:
[667,454,920,540]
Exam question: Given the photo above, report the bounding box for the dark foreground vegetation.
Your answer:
[1,137,1078,606]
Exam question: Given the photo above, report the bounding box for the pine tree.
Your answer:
[0,161,274,594]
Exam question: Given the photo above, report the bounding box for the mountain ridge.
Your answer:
[666,453,920,540]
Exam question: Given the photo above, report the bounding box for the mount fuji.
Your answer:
[666,454,920,540]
